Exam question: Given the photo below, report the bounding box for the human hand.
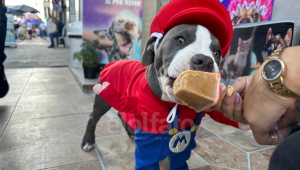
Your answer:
[93,82,110,95]
[206,76,251,124]
[244,65,297,145]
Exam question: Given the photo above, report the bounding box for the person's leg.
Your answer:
[0,4,9,98]
[49,32,61,47]
[269,130,300,169]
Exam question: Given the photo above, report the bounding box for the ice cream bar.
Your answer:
[173,70,221,112]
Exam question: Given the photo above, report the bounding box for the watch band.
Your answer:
[268,47,296,97]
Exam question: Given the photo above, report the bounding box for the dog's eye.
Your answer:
[233,16,240,24]
[213,50,221,57]
[175,37,185,44]
[252,13,259,22]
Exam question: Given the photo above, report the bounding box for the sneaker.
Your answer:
[48,45,55,48]
[0,64,9,98]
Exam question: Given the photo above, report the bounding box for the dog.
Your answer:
[232,5,262,24]
[81,0,238,168]
[108,17,142,61]
[261,28,292,61]
[221,37,252,85]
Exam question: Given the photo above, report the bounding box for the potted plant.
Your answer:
[73,40,104,79]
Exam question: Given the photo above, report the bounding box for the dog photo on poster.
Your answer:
[83,0,143,64]
[221,22,294,85]
[219,0,274,25]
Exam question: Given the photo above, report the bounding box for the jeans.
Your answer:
[49,32,62,46]
[0,4,7,64]
[41,30,47,38]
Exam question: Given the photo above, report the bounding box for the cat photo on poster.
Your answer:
[220,22,294,85]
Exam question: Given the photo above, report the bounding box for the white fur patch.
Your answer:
[167,25,219,79]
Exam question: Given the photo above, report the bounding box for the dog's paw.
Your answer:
[82,142,95,152]
[81,135,96,152]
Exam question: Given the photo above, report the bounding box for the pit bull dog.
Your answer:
[81,0,239,169]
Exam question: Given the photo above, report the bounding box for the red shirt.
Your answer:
[99,60,238,134]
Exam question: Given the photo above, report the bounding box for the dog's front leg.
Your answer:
[81,79,112,152]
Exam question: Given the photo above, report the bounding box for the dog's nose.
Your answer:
[241,18,250,23]
[190,54,214,72]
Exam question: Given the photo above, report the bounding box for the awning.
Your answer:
[7,4,39,13]
[6,7,22,15]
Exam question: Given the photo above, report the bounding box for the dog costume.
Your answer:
[98,0,236,169]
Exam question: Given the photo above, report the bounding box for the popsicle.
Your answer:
[173,70,221,112]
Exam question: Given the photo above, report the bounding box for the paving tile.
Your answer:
[44,135,99,168]
[0,146,43,170]
[18,93,75,105]
[12,104,81,120]
[160,151,207,170]
[102,152,135,170]
[194,136,248,170]
[72,89,95,98]
[96,134,136,158]
[22,83,80,96]
[46,160,102,170]
[5,82,27,95]
[71,120,126,137]
[221,130,271,152]
[201,114,212,121]
[192,165,233,170]
[200,120,240,136]
[5,68,34,75]
[195,126,216,141]
[6,73,31,83]
[60,96,95,105]
[45,114,85,134]
[0,95,20,106]
[80,104,93,113]
[32,67,69,74]
[0,106,14,133]
[251,147,275,170]
[28,75,68,84]
[0,128,64,152]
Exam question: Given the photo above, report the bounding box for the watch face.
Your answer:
[263,59,283,81]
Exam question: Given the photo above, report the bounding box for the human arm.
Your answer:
[93,82,139,113]
[243,46,299,145]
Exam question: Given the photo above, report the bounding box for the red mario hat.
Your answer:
[150,0,233,58]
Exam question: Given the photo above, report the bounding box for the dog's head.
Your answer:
[261,28,292,61]
[109,17,142,55]
[142,24,222,104]
[232,6,262,24]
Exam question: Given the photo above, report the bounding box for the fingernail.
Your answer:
[226,85,234,97]
[220,83,226,94]
[235,93,240,104]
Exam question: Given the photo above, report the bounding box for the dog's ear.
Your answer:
[266,28,274,44]
[284,28,292,46]
[238,38,243,47]
[141,36,156,66]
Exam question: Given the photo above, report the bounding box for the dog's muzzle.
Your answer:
[190,54,214,73]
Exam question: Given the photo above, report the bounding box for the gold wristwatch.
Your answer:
[261,47,296,97]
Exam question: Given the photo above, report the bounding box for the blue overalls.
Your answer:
[134,109,203,170]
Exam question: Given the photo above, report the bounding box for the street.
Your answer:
[4,37,70,68]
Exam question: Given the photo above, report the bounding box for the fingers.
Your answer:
[238,123,251,131]
[93,82,110,95]
[231,76,253,97]
[222,85,236,120]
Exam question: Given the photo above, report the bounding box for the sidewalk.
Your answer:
[0,39,275,170]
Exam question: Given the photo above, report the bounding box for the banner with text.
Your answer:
[83,0,143,64]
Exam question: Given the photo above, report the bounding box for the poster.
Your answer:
[69,0,76,22]
[220,22,294,85]
[219,0,274,25]
[5,13,17,47]
[83,0,143,64]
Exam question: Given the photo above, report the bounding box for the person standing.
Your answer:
[0,1,9,98]
[27,20,32,40]
[48,18,64,48]
[39,22,47,39]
